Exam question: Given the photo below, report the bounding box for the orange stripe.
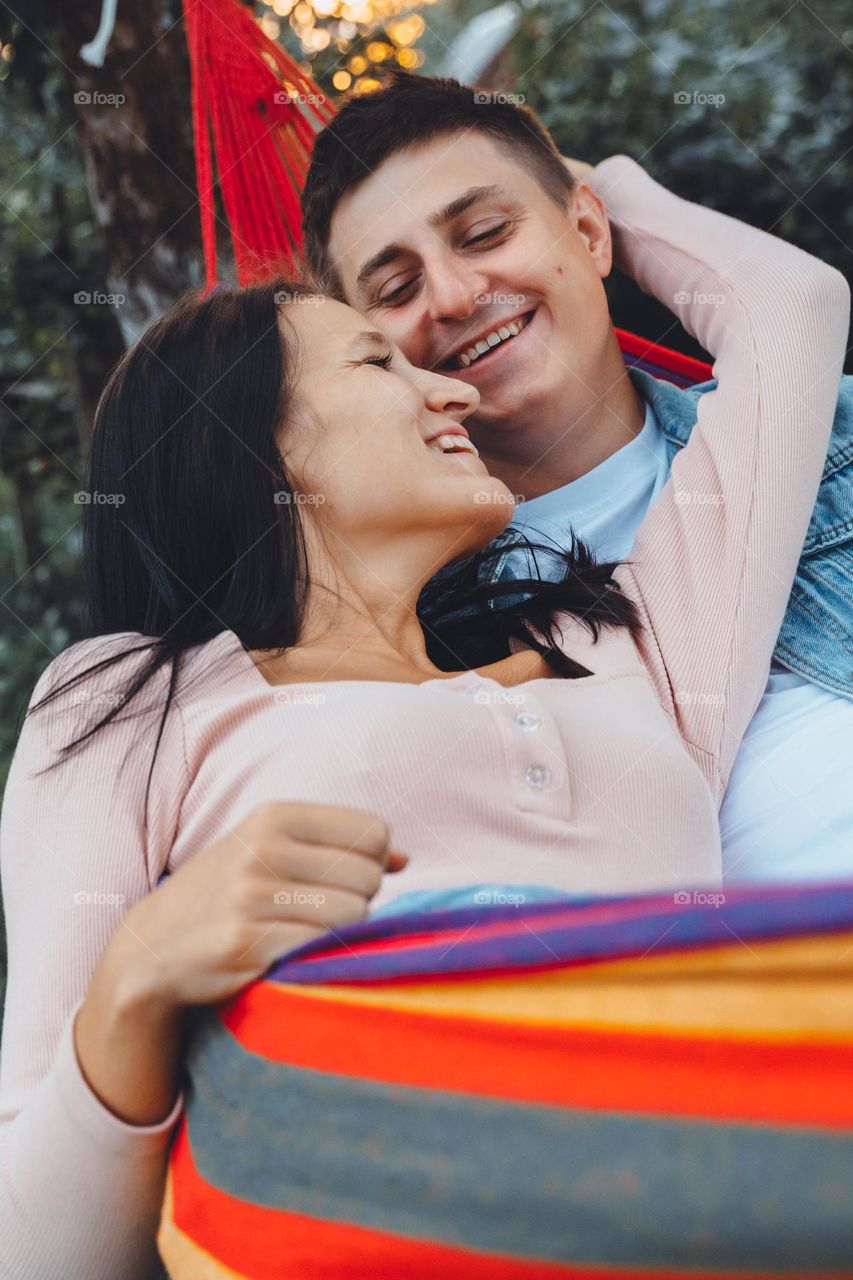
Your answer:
[164,1120,803,1280]
[220,983,853,1126]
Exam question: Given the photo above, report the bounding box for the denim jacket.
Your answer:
[631,366,853,701]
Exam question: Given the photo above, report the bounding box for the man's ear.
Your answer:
[571,184,613,279]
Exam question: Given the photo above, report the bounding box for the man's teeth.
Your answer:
[457,314,529,368]
[429,434,479,456]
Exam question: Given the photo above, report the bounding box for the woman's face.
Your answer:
[278,295,515,575]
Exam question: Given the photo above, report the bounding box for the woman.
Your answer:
[0,156,848,1280]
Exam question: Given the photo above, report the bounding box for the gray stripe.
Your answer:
[184,1016,853,1270]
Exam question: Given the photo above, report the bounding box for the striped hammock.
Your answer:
[158,880,853,1278]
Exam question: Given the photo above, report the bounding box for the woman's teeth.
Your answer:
[457,314,530,368]
[429,434,479,456]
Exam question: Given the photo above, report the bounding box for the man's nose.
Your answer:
[424,253,488,323]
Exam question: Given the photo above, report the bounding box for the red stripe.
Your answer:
[615,328,713,382]
[168,1120,799,1280]
[219,984,853,1127]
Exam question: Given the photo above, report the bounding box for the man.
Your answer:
[301,71,853,883]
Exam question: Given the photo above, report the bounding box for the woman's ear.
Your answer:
[571,184,613,280]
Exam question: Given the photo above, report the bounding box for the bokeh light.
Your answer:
[256,0,441,95]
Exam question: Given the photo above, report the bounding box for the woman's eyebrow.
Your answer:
[355,185,508,291]
[346,329,393,353]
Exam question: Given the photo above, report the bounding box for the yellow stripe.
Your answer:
[270,932,853,1040]
[158,1174,249,1280]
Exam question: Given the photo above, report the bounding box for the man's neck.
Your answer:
[476,345,646,502]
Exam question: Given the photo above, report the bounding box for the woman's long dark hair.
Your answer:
[28,277,640,815]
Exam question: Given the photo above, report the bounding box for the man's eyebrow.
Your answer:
[354,185,507,291]
[347,329,392,352]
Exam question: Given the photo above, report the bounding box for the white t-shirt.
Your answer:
[507,401,853,884]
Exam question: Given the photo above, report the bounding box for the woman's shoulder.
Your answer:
[34,629,245,702]
[32,631,166,707]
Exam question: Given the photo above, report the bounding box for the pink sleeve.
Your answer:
[588,156,850,796]
[0,635,188,1280]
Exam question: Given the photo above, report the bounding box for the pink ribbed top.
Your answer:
[0,157,848,1279]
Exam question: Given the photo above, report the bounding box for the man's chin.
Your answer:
[468,382,555,435]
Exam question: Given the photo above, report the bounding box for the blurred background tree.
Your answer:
[1,0,851,1000]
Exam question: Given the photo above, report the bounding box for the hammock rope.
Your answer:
[182,0,334,287]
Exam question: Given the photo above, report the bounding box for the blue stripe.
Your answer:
[266,881,853,984]
[184,1016,853,1270]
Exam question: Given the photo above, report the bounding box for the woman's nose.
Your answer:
[422,370,480,421]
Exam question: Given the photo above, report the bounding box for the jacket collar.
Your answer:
[627,365,717,450]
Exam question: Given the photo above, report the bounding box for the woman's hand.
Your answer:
[107,801,407,1011]
[561,154,595,183]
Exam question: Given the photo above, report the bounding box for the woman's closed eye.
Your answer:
[361,350,394,370]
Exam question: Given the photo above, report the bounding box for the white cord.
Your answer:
[79,0,119,68]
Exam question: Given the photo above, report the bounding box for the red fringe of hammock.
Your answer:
[183,0,335,288]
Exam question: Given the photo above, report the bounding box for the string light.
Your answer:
[255,0,442,95]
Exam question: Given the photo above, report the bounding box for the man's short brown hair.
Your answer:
[301,70,574,293]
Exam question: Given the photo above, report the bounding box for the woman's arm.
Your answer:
[0,637,188,1280]
[586,156,849,795]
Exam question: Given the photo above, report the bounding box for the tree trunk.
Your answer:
[49,0,206,339]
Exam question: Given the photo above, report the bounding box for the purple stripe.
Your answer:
[265,880,853,985]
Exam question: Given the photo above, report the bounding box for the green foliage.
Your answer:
[0,15,123,792]
[507,0,853,355]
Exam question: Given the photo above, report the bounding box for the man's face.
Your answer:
[326,131,616,448]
